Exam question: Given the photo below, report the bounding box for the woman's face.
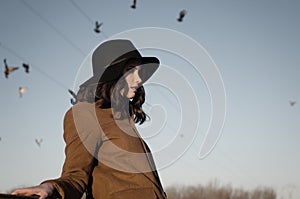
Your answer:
[121,66,142,99]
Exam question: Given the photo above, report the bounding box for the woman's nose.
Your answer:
[135,72,142,84]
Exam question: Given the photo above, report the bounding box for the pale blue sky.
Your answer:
[0,0,299,198]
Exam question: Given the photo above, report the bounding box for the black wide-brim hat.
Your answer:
[80,39,159,87]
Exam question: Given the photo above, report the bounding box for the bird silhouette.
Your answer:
[35,138,43,147]
[19,86,28,98]
[94,21,103,33]
[68,89,78,105]
[177,9,187,22]
[289,100,296,106]
[131,0,137,9]
[22,63,30,73]
[4,59,19,78]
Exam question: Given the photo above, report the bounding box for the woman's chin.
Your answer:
[127,92,135,99]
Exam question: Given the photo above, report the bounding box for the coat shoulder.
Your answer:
[64,102,96,119]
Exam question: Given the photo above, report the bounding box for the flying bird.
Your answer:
[289,100,296,106]
[94,21,103,33]
[35,138,43,147]
[68,89,78,105]
[19,86,28,98]
[131,0,137,9]
[4,59,19,78]
[177,9,187,22]
[22,63,30,73]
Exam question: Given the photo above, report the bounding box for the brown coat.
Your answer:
[44,102,166,199]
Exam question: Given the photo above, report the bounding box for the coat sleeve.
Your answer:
[42,104,102,199]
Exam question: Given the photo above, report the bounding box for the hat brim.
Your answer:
[80,57,159,87]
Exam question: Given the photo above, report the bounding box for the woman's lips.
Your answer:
[131,86,137,92]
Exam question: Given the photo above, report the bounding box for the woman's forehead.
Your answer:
[135,65,141,70]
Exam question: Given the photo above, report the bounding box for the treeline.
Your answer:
[5,182,276,199]
[165,182,276,199]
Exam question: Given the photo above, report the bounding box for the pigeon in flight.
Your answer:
[289,100,296,106]
[68,89,78,105]
[19,87,28,98]
[22,63,30,73]
[4,59,19,78]
[131,0,137,9]
[177,10,187,22]
[94,21,103,33]
[35,138,43,147]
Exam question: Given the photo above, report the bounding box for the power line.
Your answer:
[20,0,86,56]
[0,41,69,91]
[12,0,110,92]
[68,0,109,39]
[69,0,94,24]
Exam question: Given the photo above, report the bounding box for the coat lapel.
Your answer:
[130,121,166,198]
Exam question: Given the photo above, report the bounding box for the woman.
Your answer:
[12,40,167,199]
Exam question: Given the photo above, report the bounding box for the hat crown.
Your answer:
[92,39,142,76]
[80,39,159,86]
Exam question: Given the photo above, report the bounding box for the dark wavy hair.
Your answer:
[76,64,147,124]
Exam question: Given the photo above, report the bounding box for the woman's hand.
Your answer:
[11,183,54,199]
